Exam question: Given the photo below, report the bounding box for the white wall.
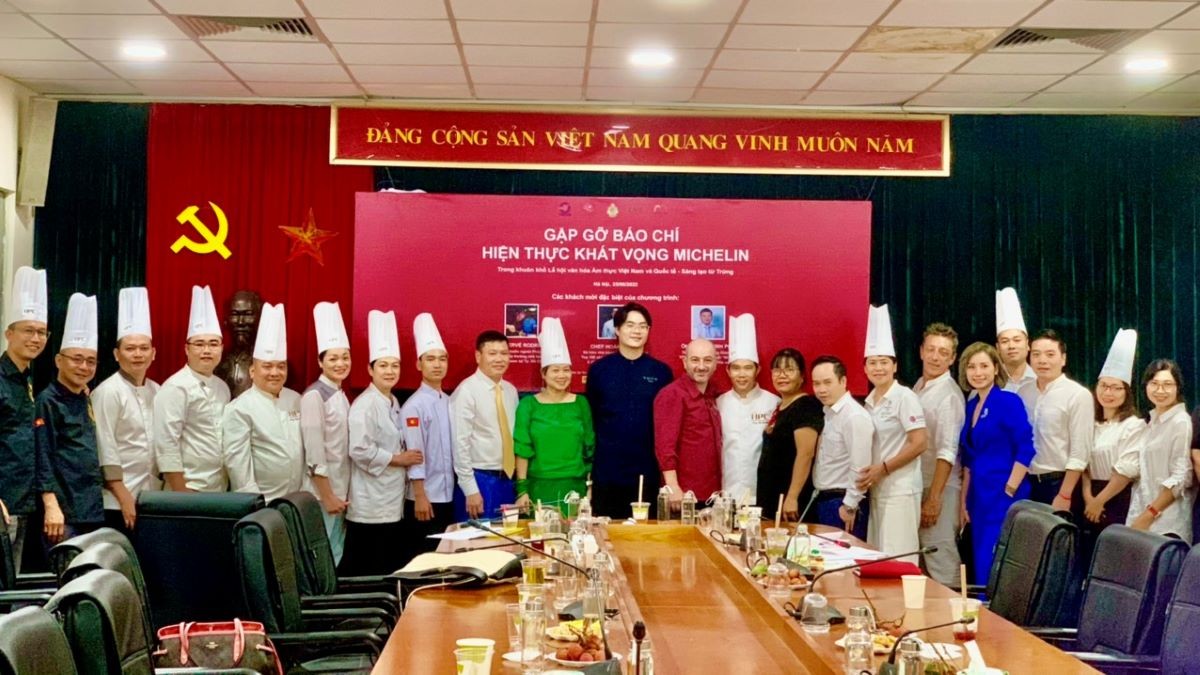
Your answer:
[0,76,35,344]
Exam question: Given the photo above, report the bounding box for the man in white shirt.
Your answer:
[716,314,778,503]
[92,288,159,532]
[810,355,874,540]
[451,330,518,520]
[224,303,304,502]
[1027,329,1093,510]
[913,323,965,585]
[995,288,1036,402]
[155,286,232,492]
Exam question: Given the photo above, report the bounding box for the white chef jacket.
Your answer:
[1127,403,1193,542]
[346,385,407,524]
[1089,416,1145,481]
[864,383,927,497]
[154,365,232,492]
[92,371,161,510]
[450,369,518,496]
[716,386,779,502]
[1003,364,1036,396]
[914,372,964,491]
[812,391,874,510]
[1028,374,1093,475]
[224,386,305,502]
[300,376,351,501]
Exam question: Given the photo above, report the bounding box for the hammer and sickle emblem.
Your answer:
[171,202,232,259]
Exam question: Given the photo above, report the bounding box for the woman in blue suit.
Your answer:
[958,342,1036,585]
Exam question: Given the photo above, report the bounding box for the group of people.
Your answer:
[1,263,1197,586]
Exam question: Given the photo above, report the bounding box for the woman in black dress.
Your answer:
[757,348,825,521]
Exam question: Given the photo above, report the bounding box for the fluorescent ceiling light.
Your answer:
[121,42,166,60]
[1124,56,1167,74]
[629,49,675,69]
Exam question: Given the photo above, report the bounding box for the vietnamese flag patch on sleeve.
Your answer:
[406,417,420,427]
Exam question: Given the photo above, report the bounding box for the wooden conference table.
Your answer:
[374,523,1099,674]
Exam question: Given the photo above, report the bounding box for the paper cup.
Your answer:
[901,574,927,610]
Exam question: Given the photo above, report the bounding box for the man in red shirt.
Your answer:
[655,339,723,512]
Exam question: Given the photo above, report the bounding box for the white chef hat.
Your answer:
[117,287,152,341]
[412,312,446,357]
[538,317,571,368]
[369,310,400,362]
[252,303,287,361]
[727,314,760,364]
[186,286,222,339]
[995,287,1028,336]
[864,304,896,358]
[1099,328,1137,385]
[61,293,98,352]
[6,266,48,327]
[313,301,349,354]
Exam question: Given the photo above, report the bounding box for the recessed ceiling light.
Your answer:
[629,49,675,69]
[1125,56,1167,74]
[121,42,166,60]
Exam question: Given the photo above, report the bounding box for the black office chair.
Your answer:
[61,542,157,654]
[987,507,1079,627]
[133,491,263,626]
[969,499,1055,599]
[1031,525,1187,659]
[0,518,56,591]
[0,605,78,675]
[44,568,156,675]
[232,509,385,673]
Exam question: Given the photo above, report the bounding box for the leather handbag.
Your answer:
[153,618,283,674]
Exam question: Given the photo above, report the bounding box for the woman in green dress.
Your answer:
[514,318,594,514]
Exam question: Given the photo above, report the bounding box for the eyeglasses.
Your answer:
[1148,381,1178,391]
[1097,383,1124,394]
[859,589,905,633]
[771,367,800,375]
[60,353,98,368]
[187,340,223,350]
[13,326,50,340]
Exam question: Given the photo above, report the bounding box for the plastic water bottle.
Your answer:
[788,524,811,565]
[843,611,875,673]
[657,486,673,524]
[680,491,698,524]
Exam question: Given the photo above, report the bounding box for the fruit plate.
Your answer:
[752,575,807,590]
[834,636,964,660]
[551,653,622,667]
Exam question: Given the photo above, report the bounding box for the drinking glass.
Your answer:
[765,527,789,560]
[521,558,548,584]
[949,597,981,640]
[519,598,547,673]
[505,603,522,654]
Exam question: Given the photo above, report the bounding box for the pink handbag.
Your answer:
[153,618,283,674]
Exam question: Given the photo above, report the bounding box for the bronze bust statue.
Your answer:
[215,290,262,397]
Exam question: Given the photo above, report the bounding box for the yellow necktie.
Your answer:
[495,383,515,477]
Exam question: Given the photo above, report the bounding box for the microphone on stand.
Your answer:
[808,546,936,592]
[452,533,568,554]
[632,620,647,675]
[465,519,596,581]
[875,617,972,675]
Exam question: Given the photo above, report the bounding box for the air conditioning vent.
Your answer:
[176,15,315,41]
[994,27,1147,52]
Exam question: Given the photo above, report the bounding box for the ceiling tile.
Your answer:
[958,52,1101,74]
[881,0,1043,28]
[472,84,583,100]
[0,38,85,59]
[1081,53,1200,74]
[0,15,54,38]
[10,0,156,13]
[303,0,446,19]
[32,13,189,39]
[348,64,466,84]
[0,59,112,78]
[470,66,582,86]
[316,19,454,44]
[462,45,585,67]
[1045,72,1184,92]
[335,44,461,65]
[725,25,866,51]
[702,69,821,89]
[740,0,892,26]
[836,52,971,73]
[712,49,840,71]
[908,91,1032,107]
[818,72,943,91]
[1121,30,1200,54]
[106,60,232,80]
[692,87,805,104]
[227,62,350,82]
[1164,6,1200,29]
[585,85,695,102]
[932,73,1065,91]
[598,0,741,23]
[1020,91,1144,107]
[15,77,138,94]
[1132,91,1200,109]
[589,46,713,69]
[1024,1,1191,30]
[801,90,914,105]
[1163,74,1200,91]
[587,67,704,88]
[206,41,336,64]
[156,0,303,17]
[69,38,211,61]
[363,82,472,98]
[592,23,728,48]
[456,21,589,47]
[451,0,591,22]
[133,80,253,96]
[245,81,362,97]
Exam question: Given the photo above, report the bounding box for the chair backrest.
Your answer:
[132,491,263,626]
[0,606,79,675]
[45,568,154,675]
[62,542,156,654]
[233,508,304,633]
[1076,525,1188,656]
[270,491,337,596]
[0,524,16,591]
[987,507,1078,627]
[49,528,153,626]
[985,499,1055,596]
[1161,545,1200,675]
